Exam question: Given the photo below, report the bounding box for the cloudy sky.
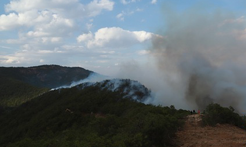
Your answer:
[1,0,246,75]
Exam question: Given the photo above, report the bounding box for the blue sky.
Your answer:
[0,0,246,75]
[2,0,246,111]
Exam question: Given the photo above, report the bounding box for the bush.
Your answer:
[202,103,246,129]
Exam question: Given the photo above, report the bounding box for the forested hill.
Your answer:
[0,81,190,147]
[0,65,92,88]
[0,65,245,147]
[0,65,93,107]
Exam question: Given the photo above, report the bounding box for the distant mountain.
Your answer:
[0,77,48,107]
[0,65,93,107]
[0,64,93,88]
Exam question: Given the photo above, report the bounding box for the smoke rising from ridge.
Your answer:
[118,5,246,113]
[152,6,246,112]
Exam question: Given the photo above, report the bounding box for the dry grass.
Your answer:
[175,114,246,147]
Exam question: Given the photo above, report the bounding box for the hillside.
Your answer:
[0,65,93,107]
[0,77,48,108]
[0,80,189,147]
[0,65,92,88]
[176,114,246,147]
[0,65,245,147]
[75,79,152,102]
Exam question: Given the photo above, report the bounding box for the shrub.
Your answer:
[202,103,246,129]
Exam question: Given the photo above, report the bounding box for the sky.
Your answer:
[2,0,246,112]
[0,0,246,76]
[0,0,161,75]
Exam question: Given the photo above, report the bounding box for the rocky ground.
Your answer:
[175,114,246,147]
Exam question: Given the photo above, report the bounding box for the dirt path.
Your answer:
[175,114,246,147]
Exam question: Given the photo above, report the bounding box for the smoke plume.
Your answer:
[118,5,246,113]
[151,6,246,113]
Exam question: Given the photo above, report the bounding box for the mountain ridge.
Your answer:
[0,65,245,147]
[75,79,152,103]
[0,80,188,147]
[0,64,93,107]
[0,64,93,88]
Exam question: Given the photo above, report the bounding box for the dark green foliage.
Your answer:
[202,103,246,129]
[0,86,189,147]
[0,65,92,88]
[0,77,48,107]
[0,64,92,107]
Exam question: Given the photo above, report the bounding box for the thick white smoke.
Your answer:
[118,6,246,114]
[51,73,109,90]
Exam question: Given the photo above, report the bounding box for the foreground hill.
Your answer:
[176,114,246,147]
[0,80,189,147]
[0,65,93,107]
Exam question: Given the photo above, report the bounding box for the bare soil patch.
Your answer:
[175,114,246,147]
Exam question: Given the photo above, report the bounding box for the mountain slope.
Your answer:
[0,64,92,88]
[0,77,48,107]
[0,80,189,147]
[0,65,93,107]
[0,66,245,147]
[76,79,152,102]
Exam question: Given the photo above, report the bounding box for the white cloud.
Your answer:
[136,8,143,12]
[77,27,156,48]
[0,43,121,75]
[86,0,114,17]
[77,32,94,42]
[137,50,150,55]
[0,0,115,61]
[133,31,152,42]
[0,0,156,76]
[1,0,114,31]
[121,0,141,5]
[116,13,124,21]
[86,23,93,30]
[5,0,114,17]
[116,8,142,21]
[151,0,157,4]
[0,13,19,31]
